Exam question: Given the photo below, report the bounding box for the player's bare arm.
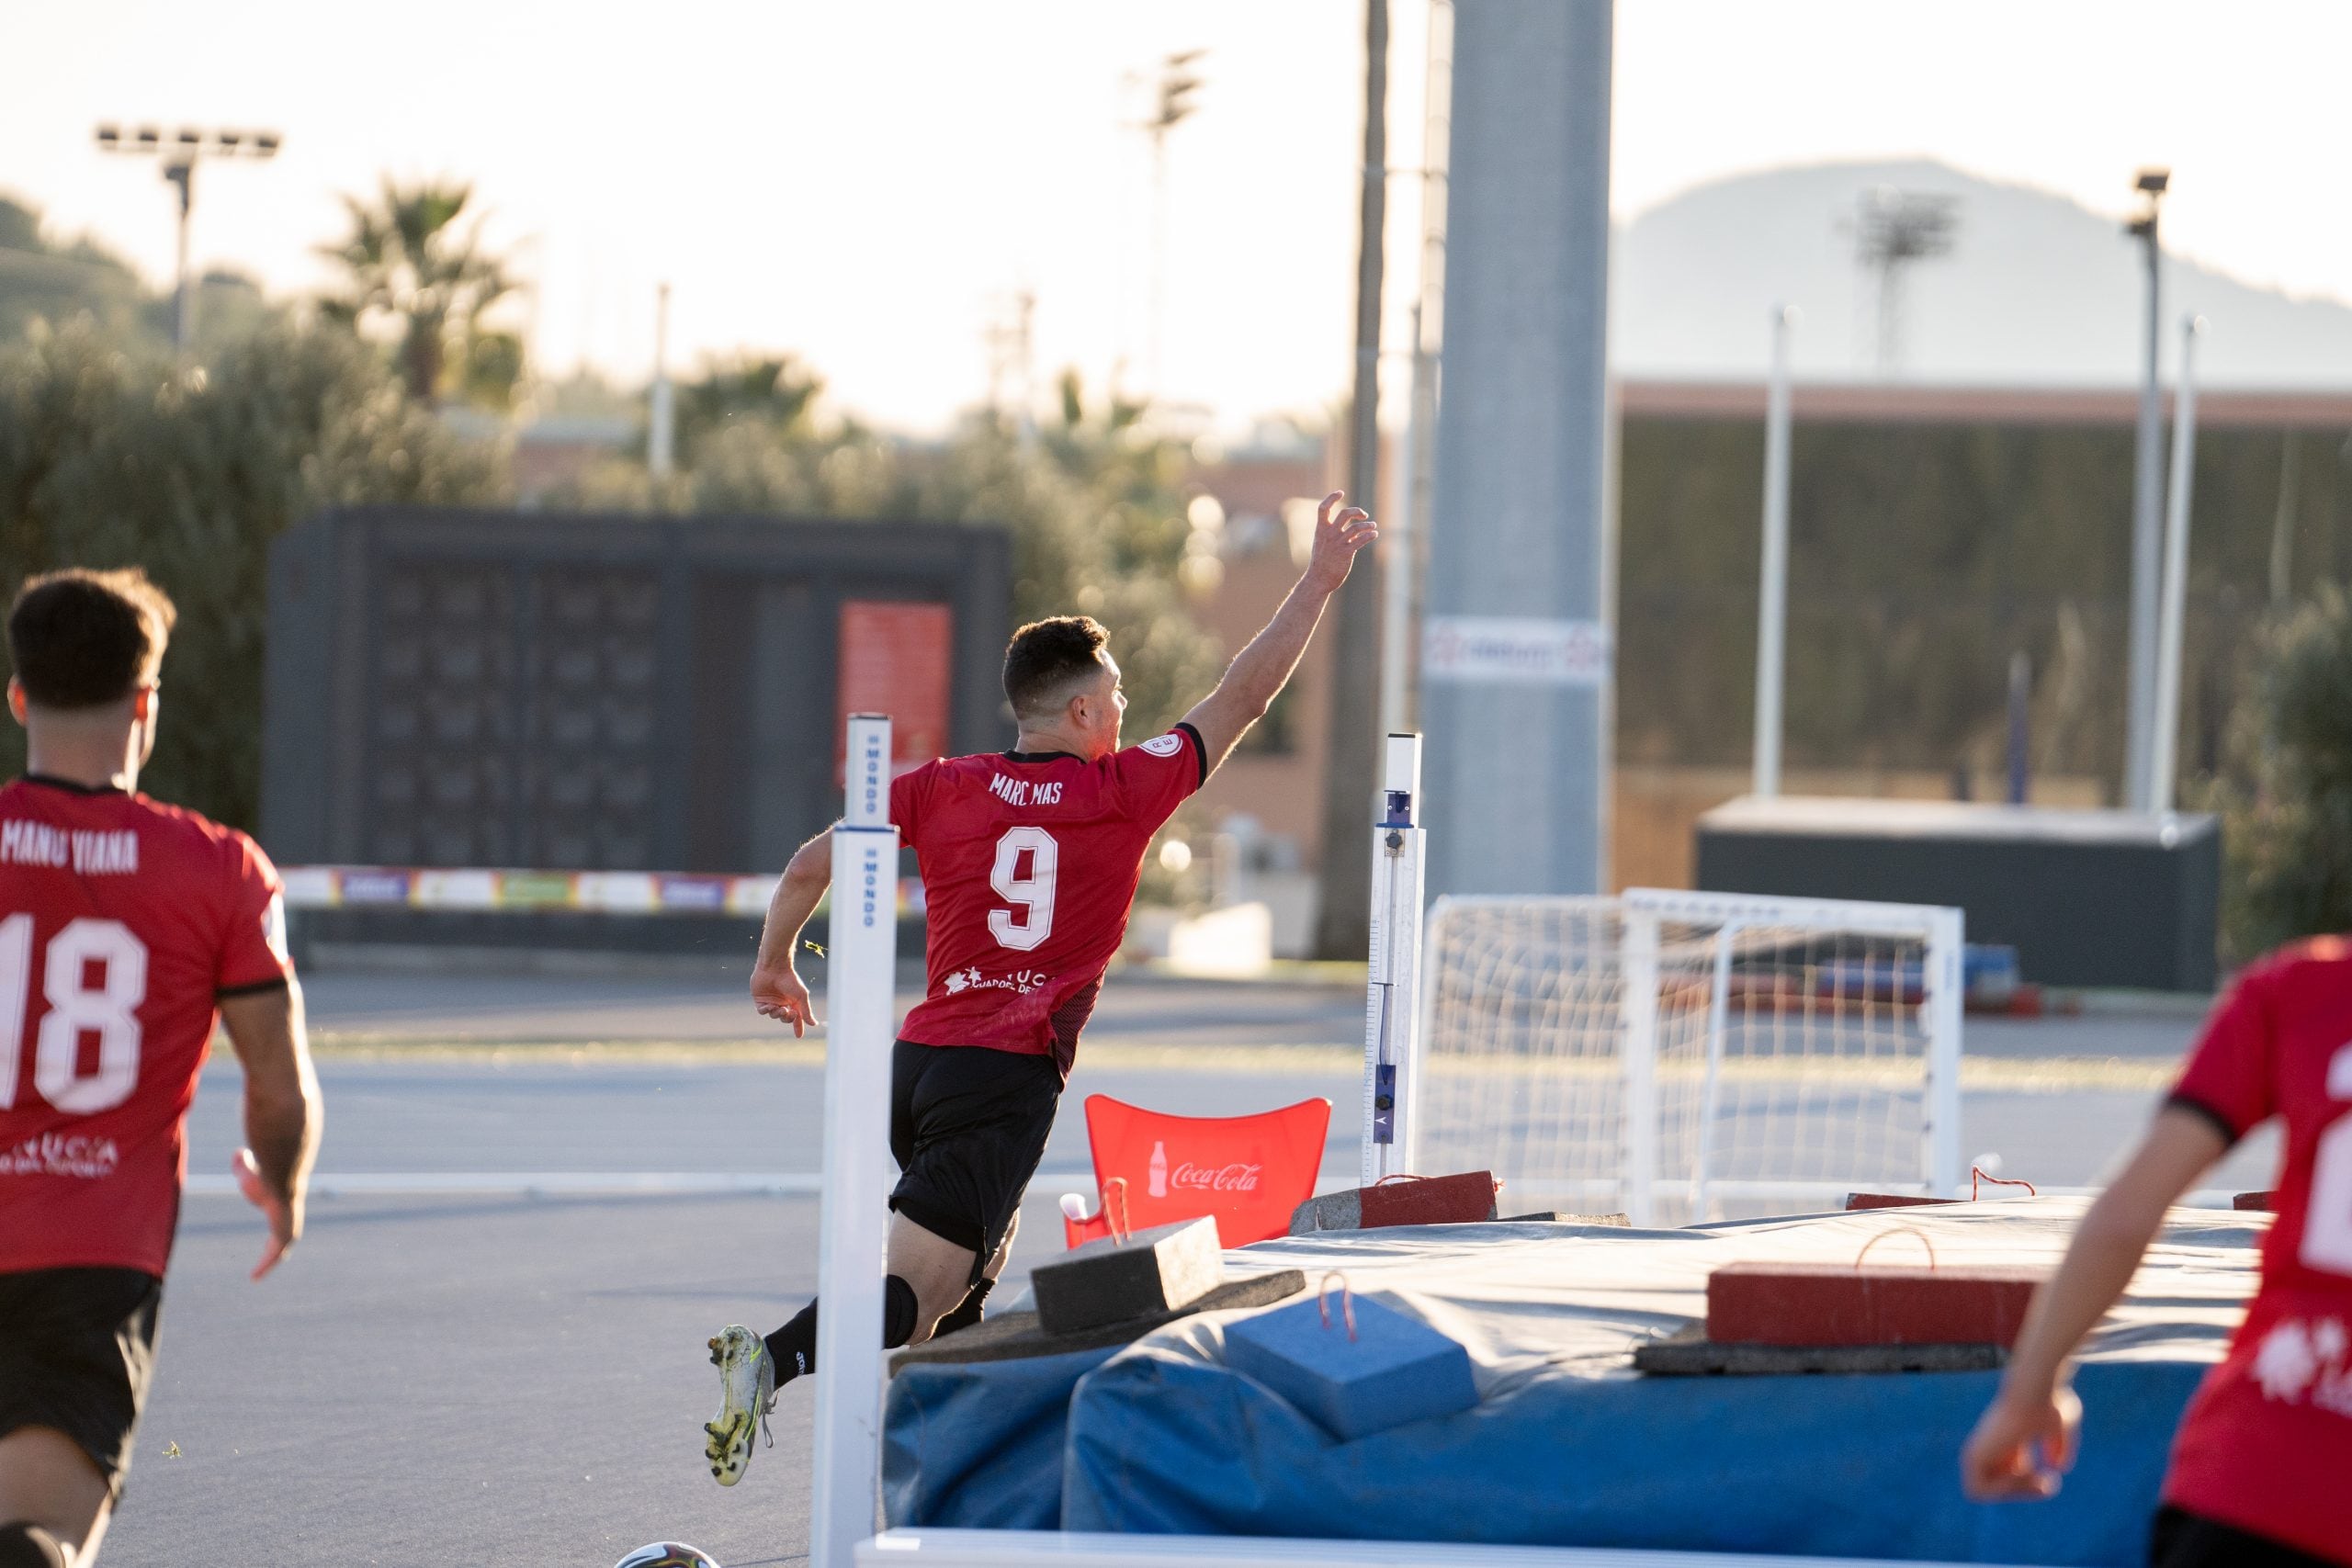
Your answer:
[1960,1106,2227,1500]
[1182,490,1378,771]
[750,828,833,1035]
[220,985,322,1281]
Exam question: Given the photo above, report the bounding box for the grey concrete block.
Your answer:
[1030,1216,1226,1337]
[1633,1322,2007,1376]
[890,1271,1306,1371]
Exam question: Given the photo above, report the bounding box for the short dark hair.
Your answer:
[1002,615,1110,720]
[7,568,177,711]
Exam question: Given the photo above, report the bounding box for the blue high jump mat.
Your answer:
[883,1201,2259,1565]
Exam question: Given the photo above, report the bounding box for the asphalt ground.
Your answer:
[94,968,2275,1567]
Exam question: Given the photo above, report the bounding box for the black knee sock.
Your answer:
[934,1277,992,1337]
[0,1521,69,1568]
[764,1276,922,1386]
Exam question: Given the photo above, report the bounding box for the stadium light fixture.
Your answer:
[94,121,284,355]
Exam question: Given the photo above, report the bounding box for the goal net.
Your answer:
[1412,888,1962,1225]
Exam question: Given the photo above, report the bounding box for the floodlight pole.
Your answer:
[809,714,898,1568]
[1752,305,1795,798]
[2148,317,2204,815]
[2123,171,2170,811]
[164,160,194,353]
[94,124,280,355]
[1362,733,1427,1183]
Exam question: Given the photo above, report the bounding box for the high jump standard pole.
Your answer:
[810,713,899,1568]
[1363,732,1428,1182]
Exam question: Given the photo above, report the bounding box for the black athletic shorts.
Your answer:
[0,1266,163,1500]
[888,1039,1060,1276]
[2150,1506,2342,1567]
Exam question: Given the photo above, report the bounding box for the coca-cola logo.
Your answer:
[1170,1160,1261,1193]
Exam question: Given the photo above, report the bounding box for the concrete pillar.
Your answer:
[1420,0,1614,897]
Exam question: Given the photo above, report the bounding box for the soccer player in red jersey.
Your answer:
[1963,939,2352,1565]
[0,570,322,1568]
[699,491,1376,1483]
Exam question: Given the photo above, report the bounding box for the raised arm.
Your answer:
[1960,1106,2229,1499]
[750,827,833,1035]
[220,984,322,1280]
[1182,491,1378,773]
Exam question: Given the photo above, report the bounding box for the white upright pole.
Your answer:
[809,714,898,1568]
[1379,302,1427,739]
[1618,905,1661,1226]
[2147,316,2203,815]
[649,282,676,481]
[1753,305,1795,798]
[1362,732,1428,1183]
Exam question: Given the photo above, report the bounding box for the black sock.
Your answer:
[764,1275,922,1385]
[934,1277,993,1337]
[0,1521,69,1568]
[882,1274,919,1348]
[765,1300,818,1385]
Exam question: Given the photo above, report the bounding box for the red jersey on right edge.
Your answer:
[890,724,1206,1079]
[2161,938,2352,1562]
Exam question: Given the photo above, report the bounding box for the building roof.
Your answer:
[1620,379,2352,430]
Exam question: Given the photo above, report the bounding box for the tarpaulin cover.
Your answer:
[887,1200,2260,1562]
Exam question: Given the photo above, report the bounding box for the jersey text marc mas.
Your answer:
[988,774,1064,808]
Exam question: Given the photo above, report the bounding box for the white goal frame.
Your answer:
[1412,887,1965,1225]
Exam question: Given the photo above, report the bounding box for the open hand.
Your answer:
[233,1147,300,1281]
[1306,491,1378,591]
[1961,1382,2081,1500]
[752,964,819,1037]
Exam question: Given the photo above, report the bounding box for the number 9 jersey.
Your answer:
[0,776,294,1279]
[890,725,1206,1081]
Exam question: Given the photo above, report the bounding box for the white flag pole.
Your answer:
[809,713,899,1568]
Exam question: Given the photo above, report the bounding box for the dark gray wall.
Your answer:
[1695,799,2220,992]
[264,508,1012,874]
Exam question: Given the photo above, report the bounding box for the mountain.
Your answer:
[1613,158,2352,387]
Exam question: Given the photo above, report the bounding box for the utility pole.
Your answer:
[96,124,280,354]
[1312,0,1390,960]
[1752,305,1795,798]
[2147,315,2205,815]
[649,282,675,480]
[2122,167,2170,810]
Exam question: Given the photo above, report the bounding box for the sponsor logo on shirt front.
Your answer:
[1,1132,121,1179]
[0,821,138,874]
[2252,1314,2352,1418]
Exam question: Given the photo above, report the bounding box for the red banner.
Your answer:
[836,600,953,780]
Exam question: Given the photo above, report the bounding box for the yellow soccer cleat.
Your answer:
[704,1325,775,1486]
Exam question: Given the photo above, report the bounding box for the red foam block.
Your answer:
[2234,1190,2275,1213]
[1359,1171,1499,1228]
[1706,1261,2043,1348]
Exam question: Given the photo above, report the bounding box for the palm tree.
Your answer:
[318,178,520,406]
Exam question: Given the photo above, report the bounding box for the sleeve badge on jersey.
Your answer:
[1139,732,1186,757]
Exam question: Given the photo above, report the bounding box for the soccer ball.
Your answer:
[614,1546,721,1568]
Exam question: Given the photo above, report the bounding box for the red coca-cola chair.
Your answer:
[1058,1092,1331,1250]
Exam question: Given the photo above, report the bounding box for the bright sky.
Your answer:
[4,0,2346,432]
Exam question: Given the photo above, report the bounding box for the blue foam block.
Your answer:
[1223,1292,1477,1441]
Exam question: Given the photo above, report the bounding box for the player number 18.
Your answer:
[0,913,149,1115]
